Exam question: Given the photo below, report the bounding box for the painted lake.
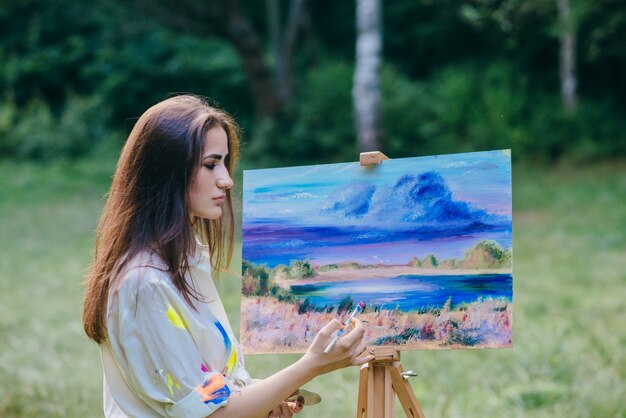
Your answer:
[289,273,512,311]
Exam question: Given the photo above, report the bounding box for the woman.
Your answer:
[83,94,372,418]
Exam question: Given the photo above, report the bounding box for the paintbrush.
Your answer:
[323,301,365,354]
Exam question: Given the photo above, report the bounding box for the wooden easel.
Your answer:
[357,152,426,418]
[356,347,425,418]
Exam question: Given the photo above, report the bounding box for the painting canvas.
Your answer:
[240,150,512,353]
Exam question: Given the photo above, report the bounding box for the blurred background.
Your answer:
[0,0,624,417]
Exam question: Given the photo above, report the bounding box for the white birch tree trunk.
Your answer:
[556,0,578,113]
[353,0,383,152]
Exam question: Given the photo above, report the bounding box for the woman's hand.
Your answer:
[266,396,304,417]
[288,396,305,414]
[266,401,293,418]
[215,318,371,418]
[298,317,374,377]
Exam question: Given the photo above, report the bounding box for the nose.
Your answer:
[217,169,234,190]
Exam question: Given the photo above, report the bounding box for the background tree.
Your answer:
[268,0,310,104]
[1,0,625,163]
[556,0,578,113]
[136,0,310,120]
[353,0,383,152]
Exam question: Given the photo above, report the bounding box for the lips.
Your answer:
[213,196,225,202]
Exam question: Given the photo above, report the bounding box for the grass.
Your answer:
[0,157,625,417]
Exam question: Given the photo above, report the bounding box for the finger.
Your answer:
[317,319,344,339]
[341,317,365,347]
[268,406,280,418]
[287,400,304,413]
[349,316,363,329]
[352,352,375,366]
[348,339,373,365]
[352,340,368,359]
[280,401,294,418]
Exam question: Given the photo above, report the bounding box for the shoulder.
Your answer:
[112,251,174,298]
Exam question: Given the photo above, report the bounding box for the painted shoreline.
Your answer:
[283,265,512,286]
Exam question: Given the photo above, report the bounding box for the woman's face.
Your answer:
[188,126,234,220]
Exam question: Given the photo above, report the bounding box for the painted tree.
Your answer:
[422,254,439,268]
[353,0,383,152]
[461,240,511,269]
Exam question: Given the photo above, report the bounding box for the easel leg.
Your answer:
[372,362,395,418]
[367,361,376,417]
[356,348,427,418]
[383,364,395,417]
[389,362,426,418]
[356,364,368,418]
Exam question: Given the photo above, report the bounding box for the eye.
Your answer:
[204,163,216,170]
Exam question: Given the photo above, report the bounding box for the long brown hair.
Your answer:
[83,94,240,343]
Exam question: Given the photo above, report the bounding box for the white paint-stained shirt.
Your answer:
[101,250,251,418]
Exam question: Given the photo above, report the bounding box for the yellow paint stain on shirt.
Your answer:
[226,349,237,375]
[166,373,182,396]
[167,373,174,395]
[158,369,180,396]
[166,305,187,330]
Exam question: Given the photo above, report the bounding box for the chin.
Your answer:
[204,207,223,220]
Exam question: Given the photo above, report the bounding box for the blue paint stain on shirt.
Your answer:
[214,320,232,351]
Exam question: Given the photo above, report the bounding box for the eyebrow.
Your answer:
[203,153,227,160]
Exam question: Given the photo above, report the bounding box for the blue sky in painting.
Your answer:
[242,150,512,267]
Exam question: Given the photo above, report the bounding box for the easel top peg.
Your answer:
[368,346,400,363]
[360,151,390,167]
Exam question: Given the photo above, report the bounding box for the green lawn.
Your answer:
[0,157,624,417]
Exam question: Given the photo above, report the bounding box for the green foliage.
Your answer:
[373,327,420,345]
[245,57,619,167]
[463,240,512,269]
[246,60,356,167]
[241,273,257,296]
[410,241,511,270]
[0,0,104,105]
[272,264,291,280]
[385,60,520,158]
[241,260,270,296]
[421,254,439,268]
[0,94,110,160]
[318,263,339,272]
[1,0,625,163]
[336,295,354,314]
[384,60,626,162]
[297,297,312,314]
[274,286,297,303]
[439,259,458,269]
[409,256,422,267]
[258,271,269,296]
[288,259,315,279]
[0,0,252,161]
[84,29,251,131]
[241,260,298,303]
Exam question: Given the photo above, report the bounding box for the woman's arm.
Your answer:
[211,318,372,418]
